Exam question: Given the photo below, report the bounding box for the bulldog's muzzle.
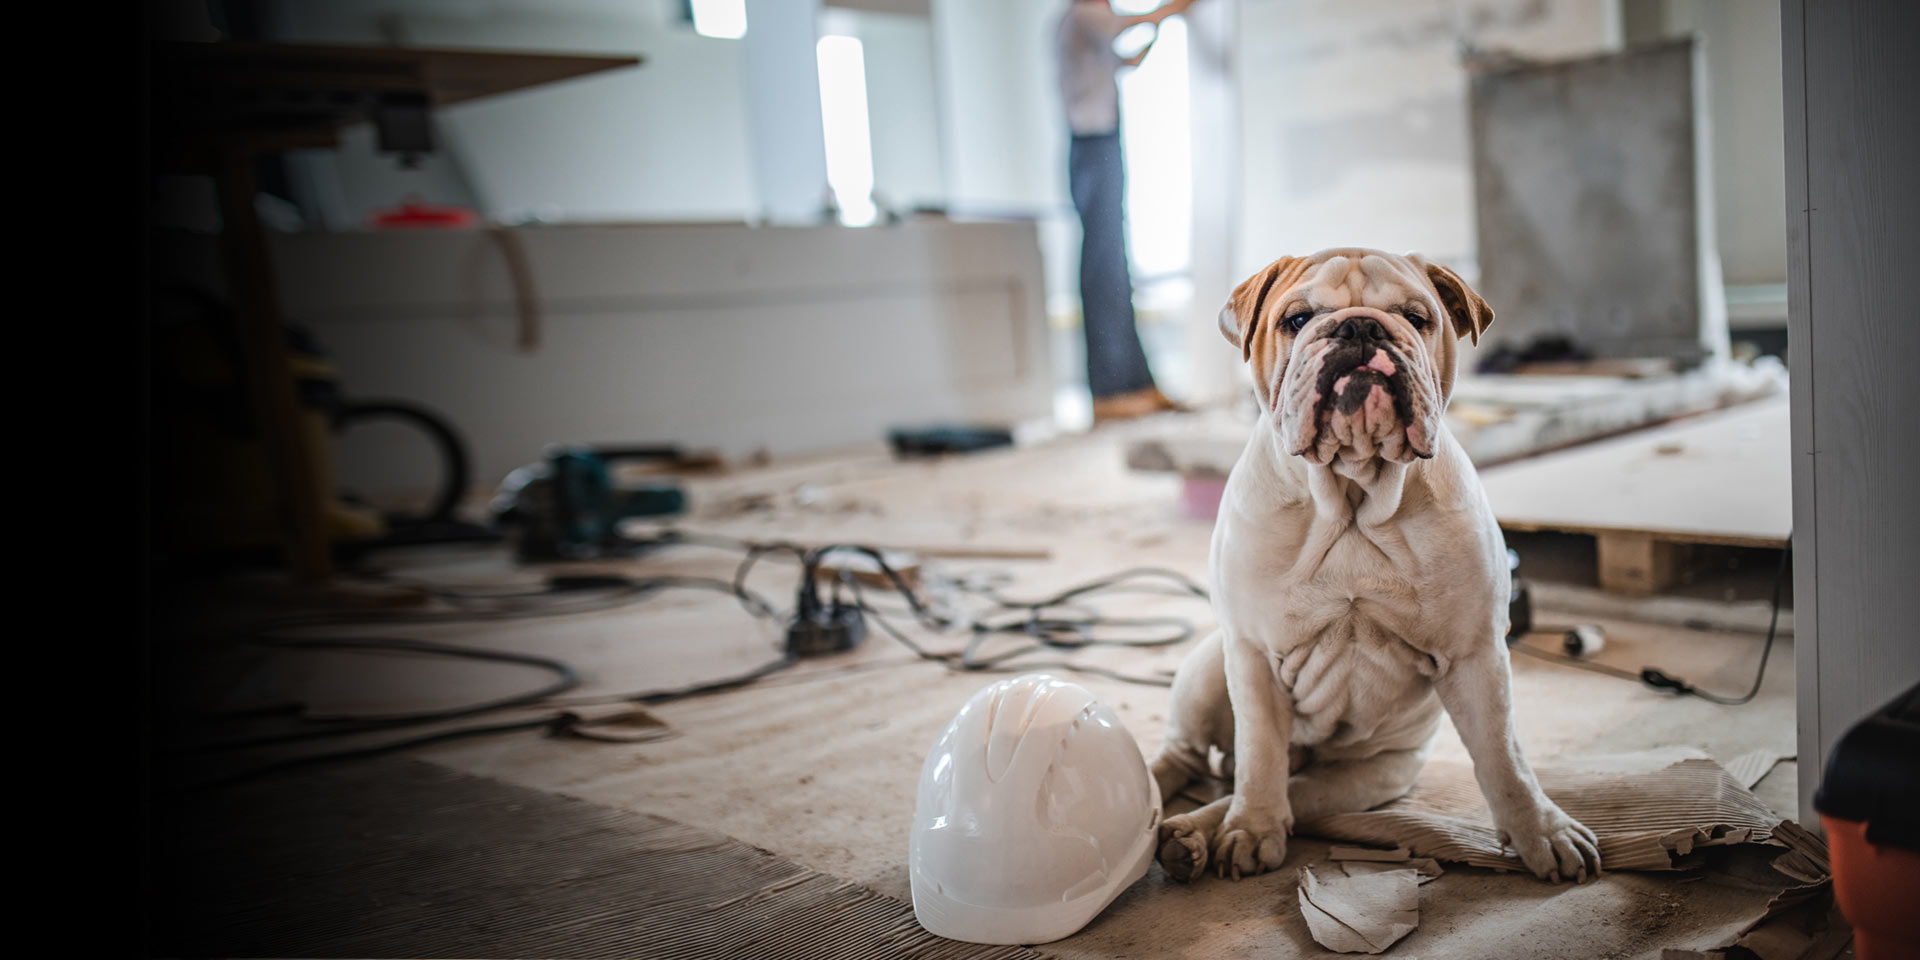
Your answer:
[1304,311,1415,422]
[1282,308,1433,464]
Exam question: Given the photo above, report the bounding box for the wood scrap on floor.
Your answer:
[815,548,922,590]
[1124,368,1786,536]
[1447,361,1785,467]
[1122,362,1785,488]
[1478,395,1789,594]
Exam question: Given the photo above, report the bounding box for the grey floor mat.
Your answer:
[148,757,1040,959]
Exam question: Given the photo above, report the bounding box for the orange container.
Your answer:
[1813,682,1920,960]
[1820,813,1920,960]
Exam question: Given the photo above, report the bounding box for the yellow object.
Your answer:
[158,327,387,552]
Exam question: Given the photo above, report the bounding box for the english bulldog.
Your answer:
[1147,248,1601,883]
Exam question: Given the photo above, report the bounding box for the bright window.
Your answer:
[816,34,877,226]
[690,0,747,40]
[1118,15,1192,281]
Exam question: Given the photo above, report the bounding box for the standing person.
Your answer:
[1056,0,1194,421]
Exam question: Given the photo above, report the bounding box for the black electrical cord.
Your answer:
[821,546,1203,687]
[749,539,1210,649]
[843,575,1178,686]
[634,652,799,704]
[186,531,1210,786]
[676,528,1212,652]
[192,637,581,750]
[1510,539,1790,706]
[200,573,776,733]
[180,571,796,787]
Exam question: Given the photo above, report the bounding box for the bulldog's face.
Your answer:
[1220,249,1493,466]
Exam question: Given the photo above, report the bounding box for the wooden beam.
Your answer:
[1596,532,1679,595]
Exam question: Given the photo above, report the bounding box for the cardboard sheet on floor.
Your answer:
[1303,748,1779,873]
[1330,847,1444,884]
[1661,819,1852,960]
[1719,747,1793,790]
[1297,866,1421,954]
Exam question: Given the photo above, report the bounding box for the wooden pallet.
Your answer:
[1478,395,1790,594]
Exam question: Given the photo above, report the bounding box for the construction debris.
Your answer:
[1330,846,1444,885]
[1297,865,1421,954]
[550,703,674,743]
[1661,820,1849,959]
[1304,750,1780,873]
[1718,748,1793,791]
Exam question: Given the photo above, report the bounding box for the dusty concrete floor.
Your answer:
[277,414,1800,958]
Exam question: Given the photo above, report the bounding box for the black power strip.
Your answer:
[786,603,868,657]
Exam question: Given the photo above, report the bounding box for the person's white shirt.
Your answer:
[1055,3,1128,136]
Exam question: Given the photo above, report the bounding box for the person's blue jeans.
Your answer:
[1069,131,1156,399]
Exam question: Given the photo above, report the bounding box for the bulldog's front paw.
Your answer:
[1213,805,1293,879]
[1157,814,1211,883]
[1498,801,1602,883]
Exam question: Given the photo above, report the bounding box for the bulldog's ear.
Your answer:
[1422,259,1494,345]
[1220,256,1302,362]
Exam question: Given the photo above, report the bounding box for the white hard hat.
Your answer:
[909,673,1162,945]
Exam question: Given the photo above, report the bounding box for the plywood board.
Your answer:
[1469,38,1719,363]
[1477,395,1790,547]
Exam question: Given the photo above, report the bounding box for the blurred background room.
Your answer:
[140,1,1918,957]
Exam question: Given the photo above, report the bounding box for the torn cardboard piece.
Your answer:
[1766,818,1830,884]
[1330,847,1444,884]
[1720,748,1793,790]
[1662,888,1851,960]
[549,703,674,743]
[1304,749,1780,873]
[1649,819,1849,960]
[1298,866,1420,954]
[1334,860,1443,885]
[1330,845,1413,862]
[1728,894,1851,960]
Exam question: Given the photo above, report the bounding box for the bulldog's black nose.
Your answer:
[1333,317,1386,341]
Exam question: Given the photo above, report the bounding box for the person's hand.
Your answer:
[1116,20,1158,65]
[1122,33,1157,66]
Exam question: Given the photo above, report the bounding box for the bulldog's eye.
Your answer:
[1402,309,1429,330]
[1281,311,1312,334]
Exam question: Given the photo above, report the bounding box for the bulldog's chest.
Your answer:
[1218,524,1452,751]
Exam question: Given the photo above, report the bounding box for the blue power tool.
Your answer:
[491,445,690,560]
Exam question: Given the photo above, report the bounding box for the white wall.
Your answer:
[930,0,1079,313]
[1183,0,1245,403]
[264,0,758,225]
[834,10,950,213]
[930,0,1066,216]
[743,0,832,222]
[1636,0,1788,286]
[1232,0,1617,280]
[270,222,1054,492]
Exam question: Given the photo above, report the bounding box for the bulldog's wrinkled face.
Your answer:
[1219,249,1493,466]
